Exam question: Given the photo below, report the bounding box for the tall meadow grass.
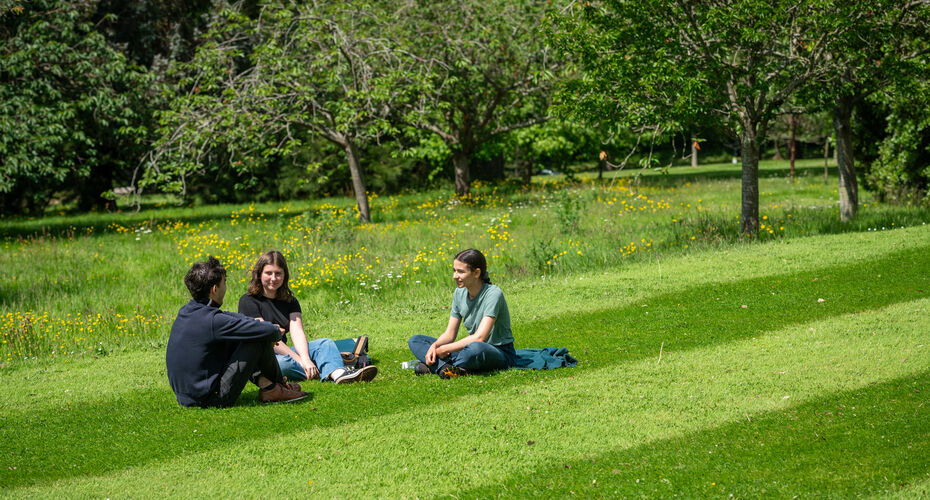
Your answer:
[2,159,928,365]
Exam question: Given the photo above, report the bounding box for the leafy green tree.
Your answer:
[389,0,563,197]
[0,0,153,213]
[810,0,930,220]
[552,0,838,236]
[865,60,930,204]
[505,118,602,184]
[91,0,214,68]
[148,0,394,222]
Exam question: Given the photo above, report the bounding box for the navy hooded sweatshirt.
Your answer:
[166,298,282,407]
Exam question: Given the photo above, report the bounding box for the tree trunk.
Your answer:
[772,138,784,161]
[522,159,533,185]
[823,136,830,185]
[691,138,698,168]
[832,96,858,222]
[452,149,471,197]
[517,147,533,186]
[789,114,797,181]
[740,126,760,236]
[344,140,371,223]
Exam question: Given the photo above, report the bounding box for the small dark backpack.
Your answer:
[340,336,371,369]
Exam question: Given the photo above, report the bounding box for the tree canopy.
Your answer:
[2,0,930,217]
[146,0,399,222]
[0,1,153,213]
[553,0,843,235]
[389,0,563,196]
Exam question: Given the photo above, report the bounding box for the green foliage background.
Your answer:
[0,0,928,216]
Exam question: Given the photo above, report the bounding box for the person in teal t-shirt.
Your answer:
[408,249,517,378]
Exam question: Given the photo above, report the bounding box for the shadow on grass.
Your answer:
[516,244,930,365]
[0,368,562,490]
[0,199,364,240]
[591,162,830,186]
[458,369,930,497]
[1,245,927,490]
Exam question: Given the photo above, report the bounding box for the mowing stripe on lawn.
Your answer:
[3,294,926,497]
[2,233,928,491]
[516,243,930,364]
[460,371,930,498]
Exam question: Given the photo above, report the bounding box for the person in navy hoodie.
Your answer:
[166,256,308,407]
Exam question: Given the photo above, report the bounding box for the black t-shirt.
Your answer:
[237,294,301,344]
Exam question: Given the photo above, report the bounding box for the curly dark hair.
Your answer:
[184,256,226,299]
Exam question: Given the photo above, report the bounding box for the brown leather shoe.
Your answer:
[283,379,302,392]
[259,383,308,404]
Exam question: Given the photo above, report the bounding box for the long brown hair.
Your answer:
[247,250,295,302]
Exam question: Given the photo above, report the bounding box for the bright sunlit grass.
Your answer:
[1,160,929,497]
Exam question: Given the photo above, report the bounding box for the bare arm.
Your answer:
[250,314,317,380]
[273,340,298,358]
[425,316,461,365]
[287,312,319,380]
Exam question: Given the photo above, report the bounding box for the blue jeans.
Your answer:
[277,338,344,381]
[408,334,516,374]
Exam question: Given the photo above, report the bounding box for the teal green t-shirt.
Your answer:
[450,283,514,346]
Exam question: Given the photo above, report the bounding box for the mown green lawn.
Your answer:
[1,161,929,497]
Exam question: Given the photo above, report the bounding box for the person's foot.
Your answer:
[282,377,302,392]
[259,383,308,404]
[334,365,378,384]
[414,362,431,376]
[438,363,467,379]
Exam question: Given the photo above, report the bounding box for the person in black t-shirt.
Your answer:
[166,256,308,406]
[238,250,377,384]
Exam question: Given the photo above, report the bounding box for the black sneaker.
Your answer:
[438,363,468,379]
[334,365,378,384]
[414,362,431,376]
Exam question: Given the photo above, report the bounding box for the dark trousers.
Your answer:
[408,335,516,374]
[202,340,282,408]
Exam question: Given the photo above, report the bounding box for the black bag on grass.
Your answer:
[337,336,371,369]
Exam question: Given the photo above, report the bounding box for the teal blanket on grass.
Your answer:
[513,347,577,370]
[342,337,577,371]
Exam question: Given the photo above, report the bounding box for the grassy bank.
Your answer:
[1,160,929,497]
[2,159,928,363]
